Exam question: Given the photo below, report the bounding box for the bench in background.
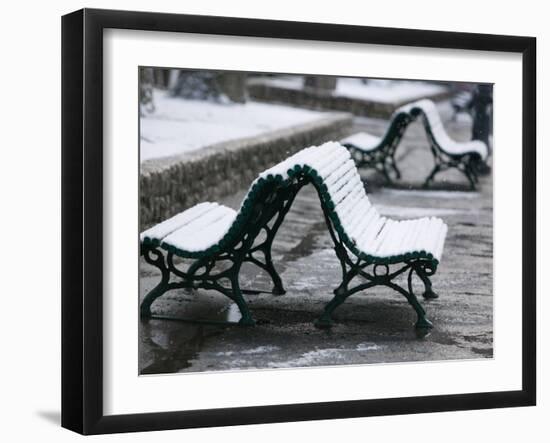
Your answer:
[340,106,413,183]
[343,99,489,189]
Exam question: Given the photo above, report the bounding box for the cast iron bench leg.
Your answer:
[390,155,401,180]
[388,279,433,330]
[229,274,256,326]
[314,286,349,329]
[264,253,286,295]
[140,248,170,318]
[416,266,439,299]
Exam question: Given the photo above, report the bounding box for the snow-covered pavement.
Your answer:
[139,105,493,374]
[140,90,328,161]
[248,75,448,104]
[335,78,447,104]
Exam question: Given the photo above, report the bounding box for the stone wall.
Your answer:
[248,83,451,119]
[140,113,353,230]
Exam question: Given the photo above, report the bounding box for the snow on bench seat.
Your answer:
[141,141,447,265]
[141,203,237,253]
[141,202,218,246]
[401,99,488,160]
[162,206,236,253]
[341,132,381,152]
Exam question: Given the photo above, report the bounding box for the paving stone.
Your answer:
[139,101,493,374]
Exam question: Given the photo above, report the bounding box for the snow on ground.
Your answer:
[248,75,448,104]
[376,205,475,218]
[247,75,304,90]
[379,189,480,199]
[140,89,327,162]
[335,78,447,104]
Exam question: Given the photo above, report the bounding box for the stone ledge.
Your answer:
[140,112,353,230]
[248,84,451,119]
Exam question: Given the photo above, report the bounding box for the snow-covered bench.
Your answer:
[450,91,473,121]
[140,142,447,329]
[340,106,413,183]
[342,99,488,189]
[402,99,488,189]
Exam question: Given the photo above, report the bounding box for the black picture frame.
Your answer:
[61,8,536,435]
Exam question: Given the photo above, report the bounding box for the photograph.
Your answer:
[138,68,494,375]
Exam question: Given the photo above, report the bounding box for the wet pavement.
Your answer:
[139,101,493,374]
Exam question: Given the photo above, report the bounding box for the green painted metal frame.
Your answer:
[411,108,484,190]
[140,177,302,325]
[297,169,439,330]
[313,185,438,330]
[342,111,413,183]
[344,104,486,190]
[141,163,441,329]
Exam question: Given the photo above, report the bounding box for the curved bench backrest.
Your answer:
[167,142,380,260]
[375,107,414,151]
[156,141,443,268]
[252,142,443,265]
[254,142,388,262]
[402,99,453,152]
[399,99,488,160]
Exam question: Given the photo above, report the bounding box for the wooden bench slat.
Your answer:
[348,205,379,243]
[370,217,446,260]
[341,200,372,241]
[335,182,365,210]
[356,216,386,254]
[162,209,236,253]
[161,205,235,249]
[399,219,422,256]
[379,220,407,257]
[324,159,357,189]
[141,202,218,244]
[334,186,368,220]
[406,99,488,160]
[341,132,381,152]
[330,174,364,207]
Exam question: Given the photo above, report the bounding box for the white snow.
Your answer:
[247,75,304,90]
[140,90,326,161]
[215,346,280,357]
[345,99,487,159]
[399,99,488,160]
[456,112,473,124]
[157,204,237,252]
[143,142,447,260]
[335,78,447,104]
[341,132,382,152]
[248,76,448,105]
[140,202,217,242]
[379,189,479,199]
[376,205,474,218]
[268,344,383,368]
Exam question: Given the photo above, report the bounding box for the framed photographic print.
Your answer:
[61,8,536,435]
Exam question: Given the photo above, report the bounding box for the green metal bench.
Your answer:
[342,99,488,189]
[403,99,488,189]
[340,106,414,183]
[140,184,295,326]
[140,142,448,329]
